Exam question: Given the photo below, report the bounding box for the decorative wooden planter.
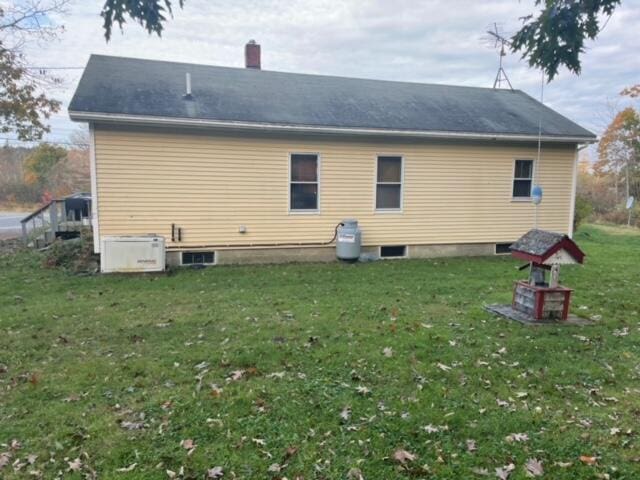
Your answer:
[512,281,573,321]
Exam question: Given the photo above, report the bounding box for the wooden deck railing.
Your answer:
[20,199,91,248]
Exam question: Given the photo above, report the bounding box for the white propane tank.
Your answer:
[336,219,362,261]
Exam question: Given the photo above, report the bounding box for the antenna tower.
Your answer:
[486,23,513,90]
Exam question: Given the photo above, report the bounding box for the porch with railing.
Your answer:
[21,195,92,248]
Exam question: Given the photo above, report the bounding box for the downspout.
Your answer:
[89,123,100,253]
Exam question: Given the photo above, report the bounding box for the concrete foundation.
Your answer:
[409,243,495,258]
[167,242,497,266]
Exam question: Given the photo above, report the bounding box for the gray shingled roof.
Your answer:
[510,229,567,256]
[69,55,595,140]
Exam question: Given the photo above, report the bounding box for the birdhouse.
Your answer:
[509,229,585,321]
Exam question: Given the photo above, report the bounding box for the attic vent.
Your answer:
[183,72,193,99]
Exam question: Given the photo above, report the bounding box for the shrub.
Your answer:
[43,228,99,273]
[573,195,593,231]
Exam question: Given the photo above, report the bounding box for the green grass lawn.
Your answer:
[1,225,639,479]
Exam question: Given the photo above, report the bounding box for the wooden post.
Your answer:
[21,221,28,246]
[49,201,59,238]
[60,200,67,231]
[549,264,560,288]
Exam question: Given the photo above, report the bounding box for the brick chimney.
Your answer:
[245,40,261,69]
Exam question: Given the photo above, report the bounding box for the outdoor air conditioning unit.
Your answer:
[100,235,166,273]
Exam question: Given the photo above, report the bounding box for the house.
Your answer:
[68,42,596,266]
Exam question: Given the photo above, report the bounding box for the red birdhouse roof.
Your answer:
[510,229,585,265]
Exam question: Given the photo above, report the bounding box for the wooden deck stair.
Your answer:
[21,199,91,248]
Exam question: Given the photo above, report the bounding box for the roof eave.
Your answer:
[68,111,598,144]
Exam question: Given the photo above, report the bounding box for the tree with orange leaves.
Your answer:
[596,107,640,206]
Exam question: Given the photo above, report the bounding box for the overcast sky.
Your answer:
[19,0,640,145]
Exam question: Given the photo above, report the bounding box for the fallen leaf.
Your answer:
[472,467,490,476]
[437,363,452,371]
[180,438,196,450]
[579,455,597,465]
[207,466,224,478]
[0,452,11,469]
[356,386,371,395]
[393,449,417,464]
[227,370,245,381]
[466,439,477,453]
[383,347,393,357]
[348,467,364,479]
[525,458,543,477]
[554,461,572,468]
[284,446,298,460]
[495,463,515,479]
[505,433,529,443]
[268,463,281,473]
[120,421,145,430]
[340,406,352,422]
[252,438,266,447]
[116,463,137,472]
[67,458,82,472]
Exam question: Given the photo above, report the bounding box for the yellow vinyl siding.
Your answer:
[94,126,576,248]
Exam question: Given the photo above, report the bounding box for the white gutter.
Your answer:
[69,111,597,144]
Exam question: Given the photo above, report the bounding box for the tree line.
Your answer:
[0,142,90,208]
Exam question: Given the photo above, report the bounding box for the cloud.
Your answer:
[20,0,640,143]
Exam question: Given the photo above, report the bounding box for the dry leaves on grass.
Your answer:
[340,406,352,422]
[495,463,515,479]
[0,452,11,469]
[356,385,371,395]
[348,467,364,479]
[579,455,598,465]
[466,439,477,453]
[382,347,393,357]
[67,458,82,472]
[181,439,197,455]
[392,449,417,465]
[116,463,137,472]
[505,433,529,443]
[525,458,543,477]
[226,370,245,382]
[207,466,224,478]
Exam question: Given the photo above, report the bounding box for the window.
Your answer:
[376,156,402,210]
[495,243,512,255]
[182,251,215,265]
[513,159,533,198]
[380,245,407,258]
[290,154,319,211]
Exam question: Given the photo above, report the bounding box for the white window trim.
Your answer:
[374,154,404,212]
[511,158,535,202]
[288,152,321,214]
